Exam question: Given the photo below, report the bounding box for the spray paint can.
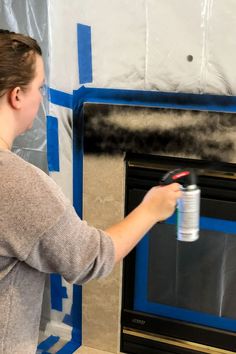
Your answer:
[160,168,200,242]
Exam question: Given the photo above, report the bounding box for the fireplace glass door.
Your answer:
[121,154,236,354]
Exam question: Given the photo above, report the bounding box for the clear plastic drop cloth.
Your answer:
[0,0,49,172]
[0,0,54,341]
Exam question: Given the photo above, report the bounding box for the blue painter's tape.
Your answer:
[37,335,60,351]
[55,340,80,354]
[77,24,93,84]
[167,214,236,235]
[71,284,82,345]
[50,86,236,114]
[73,86,236,113]
[200,216,236,234]
[72,91,84,218]
[63,314,73,327]
[49,86,236,113]
[48,88,73,109]
[58,91,85,352]
[46,116,60,172]
[62,284,82,345]
[50,273,68,311]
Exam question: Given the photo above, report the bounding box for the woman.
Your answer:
[0,30,181,353]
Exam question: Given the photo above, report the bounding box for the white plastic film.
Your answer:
[48,0,236,95]
[0,0,49,171]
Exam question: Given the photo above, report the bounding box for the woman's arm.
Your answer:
[105,183,181,263]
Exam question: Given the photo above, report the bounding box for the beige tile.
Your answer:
[82,155,125,353]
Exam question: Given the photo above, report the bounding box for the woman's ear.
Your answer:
[9,87,22,109]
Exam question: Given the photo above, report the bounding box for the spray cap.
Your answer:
[160,168,197,188]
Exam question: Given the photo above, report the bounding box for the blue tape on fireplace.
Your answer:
[49,85,236,114]
[40,281,81,353]
[45,89,82,353]
[73,86,236,113]
[59,284,82,352]
[133,215,236,333]
[49,266,81,346]
[167,214,236,234]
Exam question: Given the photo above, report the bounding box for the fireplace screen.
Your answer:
[123,154,236,354]
[129,182,236,331]
[146,223,236,322]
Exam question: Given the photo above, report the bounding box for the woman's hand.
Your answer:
[141,183,182,223]
[106,183,182,263]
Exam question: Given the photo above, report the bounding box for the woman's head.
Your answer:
[0,29,42,98]
[0,30,45,136]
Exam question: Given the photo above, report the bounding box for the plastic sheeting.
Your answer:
[49,0,236,95]
[0,0,49,171]
[0,0,57,346]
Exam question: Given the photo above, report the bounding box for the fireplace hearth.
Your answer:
[121,153,236,354]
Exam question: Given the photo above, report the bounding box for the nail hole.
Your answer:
[187,55,193,62]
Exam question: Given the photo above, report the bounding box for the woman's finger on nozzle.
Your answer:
[169,182,181,191]
[172,183,182,197]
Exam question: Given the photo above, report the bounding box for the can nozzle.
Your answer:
[160,168,197,187]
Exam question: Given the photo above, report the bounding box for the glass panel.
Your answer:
[148,222,236,317]
[132,194,236,332]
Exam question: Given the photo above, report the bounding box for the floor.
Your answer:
[75,346,115,354]
[37,337,118,354]
[38,333,124,353]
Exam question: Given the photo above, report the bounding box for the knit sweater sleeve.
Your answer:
[25,205,115,284]
[0,151,115,283]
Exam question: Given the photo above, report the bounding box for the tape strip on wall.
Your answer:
[77,23,93,84]
[46,115,60,172]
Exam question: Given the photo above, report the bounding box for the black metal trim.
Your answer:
[121,332,207,354]
[122,310,236,352]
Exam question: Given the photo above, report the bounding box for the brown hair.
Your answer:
[0,29,42,97]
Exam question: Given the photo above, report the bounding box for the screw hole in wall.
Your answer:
[187,55,193,62]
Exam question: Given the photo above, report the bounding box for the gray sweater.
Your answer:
[0,150,115,353]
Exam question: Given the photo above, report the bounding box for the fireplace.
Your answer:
[121,153,236,354]
[80,99,236,353]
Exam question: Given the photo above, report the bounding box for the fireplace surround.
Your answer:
[78,97,236,353]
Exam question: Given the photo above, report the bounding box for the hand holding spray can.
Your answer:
[160,168,200,242]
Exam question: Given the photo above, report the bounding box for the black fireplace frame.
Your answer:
[121,153,236,354]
